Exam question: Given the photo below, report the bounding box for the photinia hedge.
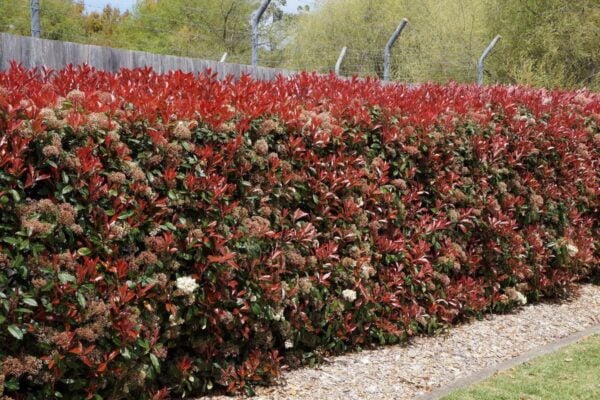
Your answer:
[0,64,598,399]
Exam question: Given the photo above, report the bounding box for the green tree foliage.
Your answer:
[0,0,30,36]
[114,0,289,63]
[0,0,288,65]
[484,0,600,90]
[0,0,86,41]
[83,5,130,47]
[0,0,598,90]
[114,0,256,59]
[284,0,490,83]
[285,0,599,88]
[283,0,392,77]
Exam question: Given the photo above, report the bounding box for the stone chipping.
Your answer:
[207,284,600,400]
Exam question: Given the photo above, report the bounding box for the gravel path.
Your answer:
[209,284,600,400]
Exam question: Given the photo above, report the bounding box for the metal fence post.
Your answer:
[220,52,228,63]
[335,46,347,75]
[477,35,501,85]
[383,18,408,81]
[252,0,271,67]
[30,0,41,38]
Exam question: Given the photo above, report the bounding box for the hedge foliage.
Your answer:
[0,65,598,399]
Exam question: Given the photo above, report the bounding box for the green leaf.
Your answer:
[118,210,135,220]
[121,347,131,359]
[9,189,20,202]
[62,185,74,195]
[23,298,38,307]
[8,324,23,340]
[138,338,150,352]
[77,247,92,256]
[58,272,76,284]
[6,377,20,390]
[165,222,177,231]
[77,292,86,309]
[149,353,160,372]
[181,141,193,151]
[3,237,19,246]
[251,302,262,315]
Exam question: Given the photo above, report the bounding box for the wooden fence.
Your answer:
[0,33,295,80]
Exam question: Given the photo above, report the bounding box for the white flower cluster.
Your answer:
[566,244,579,257]
[175,276,199,294]
[169,314,184,326]
[514,290,527,305]
[360,263,376,279]
[272,308,285,322]
[342,289,357,302]
[506,287,528,305]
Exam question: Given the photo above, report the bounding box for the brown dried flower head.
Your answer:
[242,216,271,237]
[57,203,77,226]
[133,251,159,267]
[341,257,356,269]
[254,139,269,156]
[530,194,544,208]
[42,145,61,158]
[32,277,48,289]
[390,179,407,190]
[124,161,146,182]
[85,112,110,131]
[107,172,127,185]
[298,277,313,295]
[173,121,192,140]
[75,327,98,342]
[258,119,282,136]
[2,356,43,378]
[285,250,306,269]
[22,220,54,235]
[66,89,85,103]
[64,155,82,170]
[40,108,65,130]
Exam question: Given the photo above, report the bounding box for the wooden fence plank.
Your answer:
[0,33,294,80]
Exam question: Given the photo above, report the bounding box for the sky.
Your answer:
[84,0,313,14]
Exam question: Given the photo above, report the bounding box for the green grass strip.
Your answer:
[442,335,600,400]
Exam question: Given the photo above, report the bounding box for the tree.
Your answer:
[284,0,490,83]
[0,0,30,36]
[2,0,596,90]
[484,0,600,90]
[0,0,86,42]
[83,5,130,47]
[113,0,289,64]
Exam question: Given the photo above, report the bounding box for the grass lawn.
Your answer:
[442,334,600,400]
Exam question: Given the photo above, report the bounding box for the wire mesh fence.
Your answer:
[1,0,498,84]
